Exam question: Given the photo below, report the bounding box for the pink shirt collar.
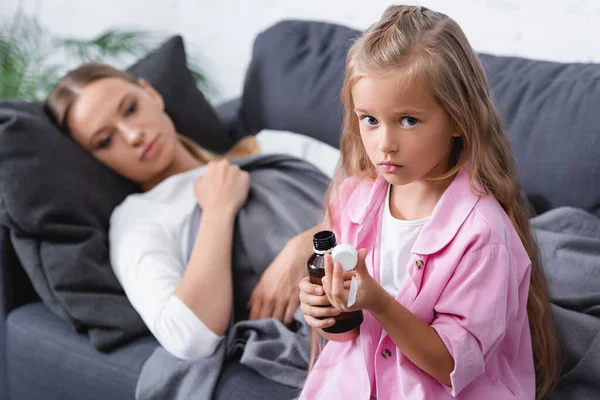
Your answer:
[346,168,482,255]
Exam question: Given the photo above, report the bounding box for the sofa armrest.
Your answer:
[0,224,39,400]
[0,226,38,314]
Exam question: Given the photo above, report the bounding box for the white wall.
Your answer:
[5,0,597,103]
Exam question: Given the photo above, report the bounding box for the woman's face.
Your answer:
[67,77,179,186]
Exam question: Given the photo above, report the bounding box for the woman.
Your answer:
[44,63,321,361]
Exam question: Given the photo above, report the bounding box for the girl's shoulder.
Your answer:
[331,176,381,216]
[337,176,365,197]
[457,193,529,262]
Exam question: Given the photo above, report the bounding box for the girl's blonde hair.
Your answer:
[326,5,559,398]
[44,63,260,165]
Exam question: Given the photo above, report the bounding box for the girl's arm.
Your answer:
[370,292,454,385]
[323,251,454,384]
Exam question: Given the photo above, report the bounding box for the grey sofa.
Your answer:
[1,18,599,400]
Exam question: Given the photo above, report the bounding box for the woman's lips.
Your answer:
[141,136,161,160]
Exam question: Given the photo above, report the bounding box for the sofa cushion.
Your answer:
[7,302,300,400]
[6,302,158,400]
[240,20,600,214]
[128,36,234,153]
[239,20,359,149]
[0,35,230,351]
[477,54,600,214]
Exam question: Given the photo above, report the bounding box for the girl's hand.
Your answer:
[321,249,388,313]
[194,159,250,216]
[299,276,350,330]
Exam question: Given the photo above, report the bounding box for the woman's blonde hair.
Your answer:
[44,63,259,164]
[325,5,559,398]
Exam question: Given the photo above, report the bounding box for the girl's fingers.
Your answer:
[330,262,346,301]
[342,271,355,280]
[354,249,368,275]
[299,277,324,295]
[299,291,333,307]
[323,254,334,282]
[300,302,340,318]
[303,314,336,329]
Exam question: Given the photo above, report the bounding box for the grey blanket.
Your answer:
[536,207,600,400]
[136,154,329,400]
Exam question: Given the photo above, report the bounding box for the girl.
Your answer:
[298,5,558,399]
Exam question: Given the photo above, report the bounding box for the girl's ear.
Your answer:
[451,120,461,138]
[138,78,165,111]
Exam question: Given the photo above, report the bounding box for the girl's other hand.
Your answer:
[321,249,388,314]
[298,277,345,330]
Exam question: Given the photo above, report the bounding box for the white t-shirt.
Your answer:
[109,166,221,360]
[379,185,430,298]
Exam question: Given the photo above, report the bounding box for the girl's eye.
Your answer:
[361,116,379,126]
[98,135,113,149]
[126,101,137,116]
[400,116,418,127]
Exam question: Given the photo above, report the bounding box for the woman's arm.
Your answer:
[248,222,323,324]
[109,161,249,360]
[110,220,226,360]
[175,159,250,336]
[174,208,236,337]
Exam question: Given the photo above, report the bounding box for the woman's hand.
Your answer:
[321,249,388,314]
[247,235,310,325]
[194,159,250,216]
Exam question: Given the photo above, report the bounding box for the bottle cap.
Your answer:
[313,230,337,253]
[332,244,358,272]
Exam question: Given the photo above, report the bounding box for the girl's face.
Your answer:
[351,73,459,186]
[67,77,179,186]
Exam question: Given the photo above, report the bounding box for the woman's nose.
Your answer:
[121,124,144,147]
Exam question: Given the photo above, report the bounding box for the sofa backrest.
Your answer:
[239,20,600,216]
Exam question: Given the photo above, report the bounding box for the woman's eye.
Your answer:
[98,135,113,149]
[361,116,379,126]
[400,116,418,127]
[126,101,137,116]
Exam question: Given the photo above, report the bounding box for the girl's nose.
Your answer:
[378,126,398,154]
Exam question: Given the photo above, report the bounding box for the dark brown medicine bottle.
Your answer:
[307,230,363,334]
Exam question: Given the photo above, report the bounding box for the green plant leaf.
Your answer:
[1,11,213,101]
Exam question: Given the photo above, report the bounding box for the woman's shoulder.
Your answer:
[110,170,200,230]
[110,193,161,229]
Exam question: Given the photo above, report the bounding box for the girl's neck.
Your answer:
[141,141,205,191]
[388,155,458,220]
[389,176,453,221]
